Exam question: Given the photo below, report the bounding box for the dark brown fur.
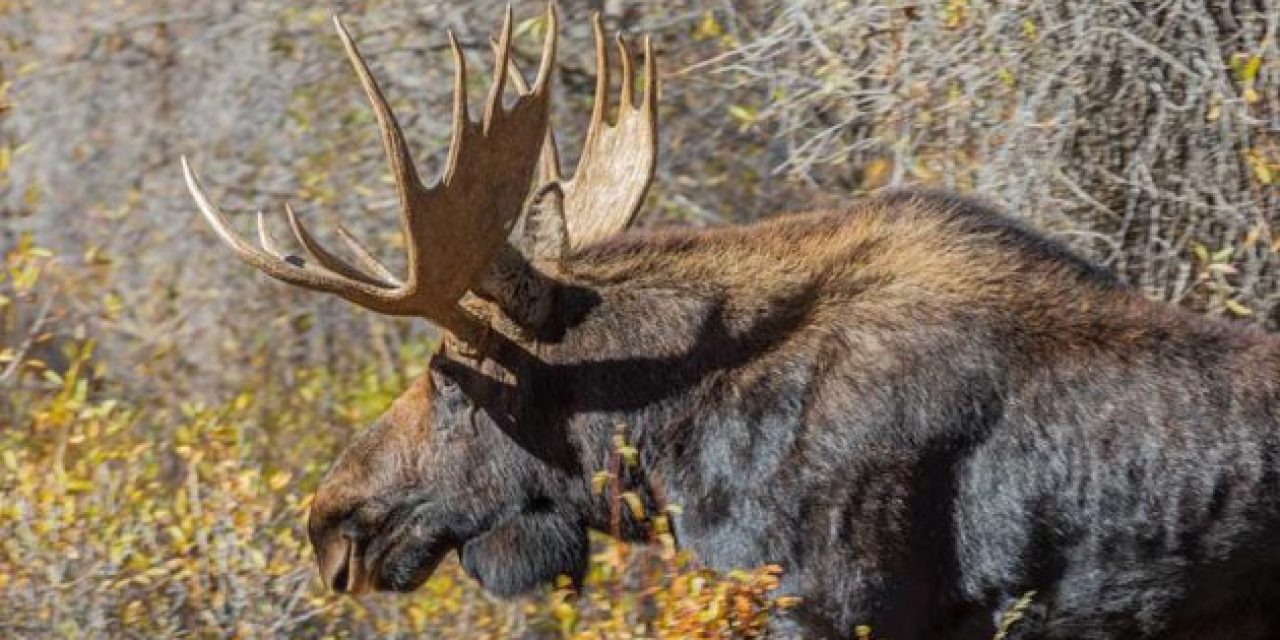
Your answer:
[309,190,1280,638]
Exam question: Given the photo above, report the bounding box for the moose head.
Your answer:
[182,5,658,596]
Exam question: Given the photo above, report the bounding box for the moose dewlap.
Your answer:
[184,6,1280,639]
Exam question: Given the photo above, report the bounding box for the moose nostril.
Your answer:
[330,547,350,593]
[324,535,357,593]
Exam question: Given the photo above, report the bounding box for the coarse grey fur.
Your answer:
[310,190,1280,638]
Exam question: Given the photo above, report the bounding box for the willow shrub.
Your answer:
[0,331,790,639]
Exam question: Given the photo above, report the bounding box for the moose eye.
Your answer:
[430,366,468,412]
[433,371,459,398]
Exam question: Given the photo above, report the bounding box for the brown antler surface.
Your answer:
[506,13,658,249]
[182,5,558,340]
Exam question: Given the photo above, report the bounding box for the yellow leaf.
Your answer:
[21,182,40,207]
[617,444,639,468]
[1021,18,1038,40]
[1244,151,1274,186]
[1225,299,1253,317]
[1192,243,1209,263]
[728,104,757,128]
[591,470,610,495]
[694,11,723,40]
[268,470,292,491]
[514,14,545,40]
[652,514,670,534]
[1251,158,1273,185]
[621,491,645,519]
[1231,53,1263,84]
[775,596,803,609]
[861,158,891,190]
[997,67,1016,88]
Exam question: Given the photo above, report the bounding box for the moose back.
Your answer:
[183,6,1280,639]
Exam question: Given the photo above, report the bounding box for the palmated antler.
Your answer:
[182,5,558,342]
[503,13,658,249]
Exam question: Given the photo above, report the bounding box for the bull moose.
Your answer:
[181,6,1280,639]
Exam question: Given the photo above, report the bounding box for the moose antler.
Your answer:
[182,5,558,341]
[503,13,658,249]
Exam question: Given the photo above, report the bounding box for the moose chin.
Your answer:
[184,5,1280,639]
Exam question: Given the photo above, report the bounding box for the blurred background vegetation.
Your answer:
[1,0,1276,637]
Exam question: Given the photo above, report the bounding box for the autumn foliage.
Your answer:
[1,1,1276,637]
[0,241,796,639]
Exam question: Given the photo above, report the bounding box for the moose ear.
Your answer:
[473,185,567,332]
[472,185,566,333]
[521,183,569,263]
[475,244,557,333]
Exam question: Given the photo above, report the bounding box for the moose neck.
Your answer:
[481,244,824,542]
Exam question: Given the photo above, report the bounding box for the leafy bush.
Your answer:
[0,243,791,638]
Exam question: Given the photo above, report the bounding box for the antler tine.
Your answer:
[284,203,394,287]
[332,16,425,247]
[483,5,514,132]
[533,3,557,92]
[494,34,562,186]
[442,29,469,187]
[508,3,557,185]
[262,199,398,287]
[182,158,400,306]
[335,223,403,286]
[502,11,658,249]
[588,13,611,129]
[642,35,657,111]
[616,33,633,108]
[256,210,291,261]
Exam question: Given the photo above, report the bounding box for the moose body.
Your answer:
[185,7,1280,638]
[571,192,1280,639]
[435,192,1280,639]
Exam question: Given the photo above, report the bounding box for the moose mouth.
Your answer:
[326,522,460,595]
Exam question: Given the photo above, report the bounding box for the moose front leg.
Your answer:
[459,507,588,597]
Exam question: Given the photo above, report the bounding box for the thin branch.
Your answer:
[0,293,57,388]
